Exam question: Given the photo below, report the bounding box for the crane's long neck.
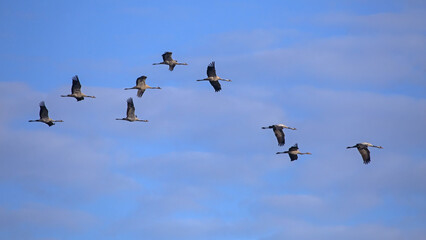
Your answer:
[286,127,297,130]
[219,78,231,82]
[196,78,210,81]
[61,95,73,97]
[346,145,357,149]
[153,62,165,65]
[29,120,41,122]
[299,152,311,155]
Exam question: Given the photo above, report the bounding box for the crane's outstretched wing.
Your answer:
[162,52,173,62]
[137,89,146,98]
[136,76,147,87]
[126,98,136,118]
[358,147,371,164]
[207,61,216,77]
[289,153,298,161]
[71,75,81,94]
[39,101,49,119]
[273,127,285,146]
[209,80,221,92]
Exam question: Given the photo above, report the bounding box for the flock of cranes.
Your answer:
[28,52,382,164]
[261,123,383,163]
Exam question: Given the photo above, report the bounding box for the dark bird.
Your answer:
[124,76,161,98]
[28,101,63,127]
[152,52,188,71]
[346,142,383,164]
[116,98,148,122]
[196,61,231,92]
[276,143,311,161]
[61,75,95,101]
[262,124,297,146]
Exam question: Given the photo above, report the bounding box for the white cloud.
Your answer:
[317,10,426,34]
[0,203,97,239]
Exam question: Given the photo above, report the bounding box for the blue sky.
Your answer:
[1,0,425,239]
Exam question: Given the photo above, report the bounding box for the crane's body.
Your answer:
[347,142,383,164]
[61,75,95,101]
[276,143,311,161]
[153,52,188,71]
[262,124,297,146]
[28,101,63,127]
[116,98,148,122]
[124,76,161,98]
[196,61,231,92]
